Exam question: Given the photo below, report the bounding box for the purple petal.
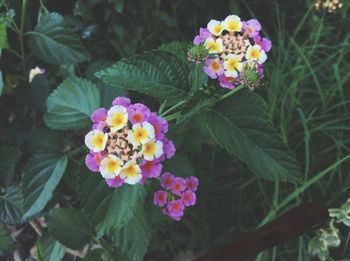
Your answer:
[91,108,107,123]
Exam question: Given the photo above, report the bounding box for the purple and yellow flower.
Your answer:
[204,59,224,79]
[193,27,212,45]
[106,176,124,188]
[254,35,272,52]
[147,113,168,140]
[112,97,131,107]
[243,19,261,38]
[163,138,176,159]
[127,103,151,124]
[140,159,163,178]
[85,151,104,172]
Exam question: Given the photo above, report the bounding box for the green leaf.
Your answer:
[85,60,126,108]
[96,50,189,105]
[28,12,89,65]
[188,63,207,94]
[177,92,214,125]
[0,145,21,187]
[0,222,13,255]
[37,232,65,261]
[22,151,68,218]
[110,207,151,261]
[73,167,145,237]
[0,19,8,49]
[0,70,3,96]
[44,77,100,130]
[204,90,300,182]
[0,186,23,224]
[158,41,190,61]
[47,208,94,250]
[17,75,50,111]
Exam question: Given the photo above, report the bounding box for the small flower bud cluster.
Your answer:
[153,173,198,221]
[192,15,271,89]
[187,44,209,64]
[315,0,343,13]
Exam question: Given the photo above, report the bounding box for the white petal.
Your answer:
[258,51,267,64]
[253,44,262,51]
[154,141,164,158]
[124,174,142,185]
[224,15,241,22]
[142,122,155,139]
[224,70,238,78]
[132,123,141,131]
[84,131,94,150]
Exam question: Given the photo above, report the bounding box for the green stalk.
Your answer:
[19,0,28,76]
[259,154,350,226]
[218,84,245,101]
[160,100,186,117]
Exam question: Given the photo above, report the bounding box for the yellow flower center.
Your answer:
[111,112,125,127]
[226,58,239,71]
[134,128,148,143]
[92,134,104,149]
[144,141,157,156]
[105,159,119,173]
[226,20,241,31]
[124,164,137,177]
[207,41,221,53]
[213,24,223,35]
[250,49,260,60]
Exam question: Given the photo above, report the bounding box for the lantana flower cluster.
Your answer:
[84,97,198,221]
[154,173,198,221]
[191,15,272,89]
[315,0,343,13]
[84,97,176,187]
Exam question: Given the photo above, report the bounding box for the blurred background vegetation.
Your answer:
[1,0,350,260]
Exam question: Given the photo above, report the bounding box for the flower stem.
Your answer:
[218,84,245,101]
[160,100,186,117]
[258,154,350,226]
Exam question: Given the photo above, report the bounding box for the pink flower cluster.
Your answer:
[154,173,198,221]
[84,97,176,187]
[192,15,272,89]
